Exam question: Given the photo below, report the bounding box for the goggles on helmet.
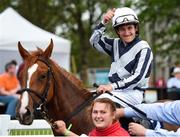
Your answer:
[114,14,139,27]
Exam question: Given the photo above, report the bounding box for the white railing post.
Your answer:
[0,114,10,135]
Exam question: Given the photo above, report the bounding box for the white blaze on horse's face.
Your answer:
[19,64,38,117]
[27,64,38,88]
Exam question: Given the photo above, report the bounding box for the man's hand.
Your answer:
[97,84,113,93]
[128,122,147,136]
[116,108,125,119]
[54,120,67,135]
[103,8,116,24]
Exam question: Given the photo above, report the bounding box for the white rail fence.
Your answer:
[0,115,53,136]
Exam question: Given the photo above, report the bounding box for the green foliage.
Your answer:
[0,0,12,11]
[132,0,180,58]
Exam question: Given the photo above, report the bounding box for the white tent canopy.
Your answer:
[0,7,71,73]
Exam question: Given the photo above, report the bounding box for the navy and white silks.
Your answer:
[89,23,153,106]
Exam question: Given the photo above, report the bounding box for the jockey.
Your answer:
[89,7,153,107]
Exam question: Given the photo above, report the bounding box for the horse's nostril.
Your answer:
[25,107,31,116]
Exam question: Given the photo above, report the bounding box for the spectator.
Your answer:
[0,60,20,118]
[116,101,180,136]
[55,98,130,136]
[169,61,180,78]
[167,67,180,88]
[167,67,180,99]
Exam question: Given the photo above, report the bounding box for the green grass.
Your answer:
[9,129,53,135]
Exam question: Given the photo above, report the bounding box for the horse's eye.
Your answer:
[39,74,46,80]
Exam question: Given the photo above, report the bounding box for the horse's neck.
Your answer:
[55,85,94,134]
[55,75,91,115]
[47,65,94,134]
[48,63,91,116]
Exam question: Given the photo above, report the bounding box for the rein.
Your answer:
[64,92,102,124]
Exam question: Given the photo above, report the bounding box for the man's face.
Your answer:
[116,24,137,43]
[7,64,16,75]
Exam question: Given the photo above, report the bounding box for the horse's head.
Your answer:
[16,40,55,125]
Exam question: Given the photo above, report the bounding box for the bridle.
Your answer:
[18,57,57,128]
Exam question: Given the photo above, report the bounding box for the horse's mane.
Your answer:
[51,59,89,93]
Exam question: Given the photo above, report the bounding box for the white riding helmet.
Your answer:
[112,7,139,28]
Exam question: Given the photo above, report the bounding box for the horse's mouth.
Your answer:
[16,108,34,125]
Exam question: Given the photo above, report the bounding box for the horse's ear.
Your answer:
[43,39,53,58]
[18,42,30,60]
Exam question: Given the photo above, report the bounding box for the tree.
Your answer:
[134,0,180,55]
[130,0,180,84]
[0,0,12,12]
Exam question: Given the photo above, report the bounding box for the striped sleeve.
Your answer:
[112,48,153,90]
[89,23,113,56]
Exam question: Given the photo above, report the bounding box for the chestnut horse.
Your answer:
[16,40,94,135]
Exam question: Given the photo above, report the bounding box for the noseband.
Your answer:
[18,57,57,128]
